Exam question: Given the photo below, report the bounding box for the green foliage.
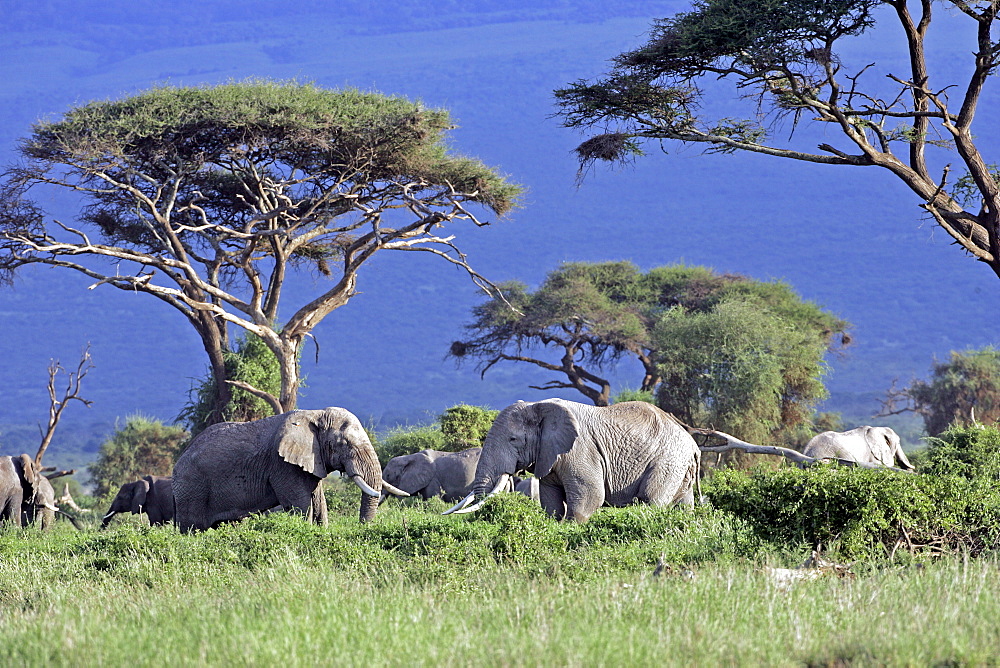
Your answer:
[612,388,655,404]
[903,346,1000,436]
[177,332,285,436]
[706,460,1000,559]
[654,296,831,445]
[453,261,847,421]
[916,424,1000,479]
[438,404,498,449]
[375,404,499,465]
[87,416,188,497]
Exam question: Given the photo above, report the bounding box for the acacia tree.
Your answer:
[555,0,1000,277]
[0,81,520,421]
[450,261,849,414]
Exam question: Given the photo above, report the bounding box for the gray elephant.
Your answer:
[445,399,700,522]
[0,454,58,528]
[102,475,174,528]
[513,476,540,501]
[172,407,404,532]
[380,447,481,503]
[802,426,914,470]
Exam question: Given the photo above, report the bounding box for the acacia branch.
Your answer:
[225,380,283,416]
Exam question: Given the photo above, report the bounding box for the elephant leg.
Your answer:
[309,482,328,527]
[273,483,314,517]
[563,483,603,523]
[538,482,567,520]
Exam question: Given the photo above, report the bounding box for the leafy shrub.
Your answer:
[88,416,188,497]
[611,388,655,404]
[915,423,1000,478]
[439,404,498,449]
[705,463,1000,559]
[177,332,286,437]
[375,426,447,465]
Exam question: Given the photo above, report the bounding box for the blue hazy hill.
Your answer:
[1,1,997,468]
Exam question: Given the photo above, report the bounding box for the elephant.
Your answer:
[172,407,405,532]
[0,454,58,528]
[513,476,540,501]
[379,447,482,503]
[102,475,174,528]
[802,426,914,470]
[445,399,701,522]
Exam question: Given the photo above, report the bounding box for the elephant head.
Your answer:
[445,400,577,514]
[380,451,435,502]
[102,478,151,528]
[865,426,914,470]
[275,407,393,523]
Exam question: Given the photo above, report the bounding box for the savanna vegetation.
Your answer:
[3,424,1000,665]
[452,261,849,445]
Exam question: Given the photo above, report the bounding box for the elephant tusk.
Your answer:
[102,511,117,521]
[380,480,410,497]
[442,474,510,516]
[350,475,381,497]
[43,503,60,512]
[442,492,475,515]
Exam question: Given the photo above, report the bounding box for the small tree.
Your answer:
[88,416,188,497]
[881,346,1000,436]
[451,261,848,412]
[1,81,520,423]
[654,297,830,445]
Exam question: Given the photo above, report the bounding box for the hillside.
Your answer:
[0,1,997,470]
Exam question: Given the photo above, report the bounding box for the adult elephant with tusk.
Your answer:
[444,399,701,522]
[172,407,407,532]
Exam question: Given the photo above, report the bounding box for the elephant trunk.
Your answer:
[100,510,116,529]
[346,451,384,524]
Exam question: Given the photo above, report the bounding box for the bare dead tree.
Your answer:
[34,345,93,468]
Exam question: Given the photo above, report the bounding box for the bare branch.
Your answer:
[35,345,94,467]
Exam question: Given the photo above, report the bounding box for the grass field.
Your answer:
[2,493,998,667]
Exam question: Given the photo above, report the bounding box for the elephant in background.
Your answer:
[803,426,914,470]
[102,475,174,528]
[0,454,58,528]
[446,399,700,522]
[172,407,405,532]
[380,447,481,503]
[514,476,540,501]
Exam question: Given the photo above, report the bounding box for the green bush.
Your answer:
[374,404,499,465]
[87,416,188,497]
[915,423,1000,478]
[375,425,447,466]
[705,463,1000,559]
[438,404,498,449]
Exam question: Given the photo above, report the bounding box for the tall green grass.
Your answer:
[2,498,1000,666]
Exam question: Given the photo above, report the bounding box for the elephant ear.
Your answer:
[397,454,433,494]
[864,427,895,466]
[533,401,579,479]
[131,479,150,513]
[277,412,329,478]
[18,454,37,497]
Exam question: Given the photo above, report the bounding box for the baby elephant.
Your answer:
[102,475,174,528]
